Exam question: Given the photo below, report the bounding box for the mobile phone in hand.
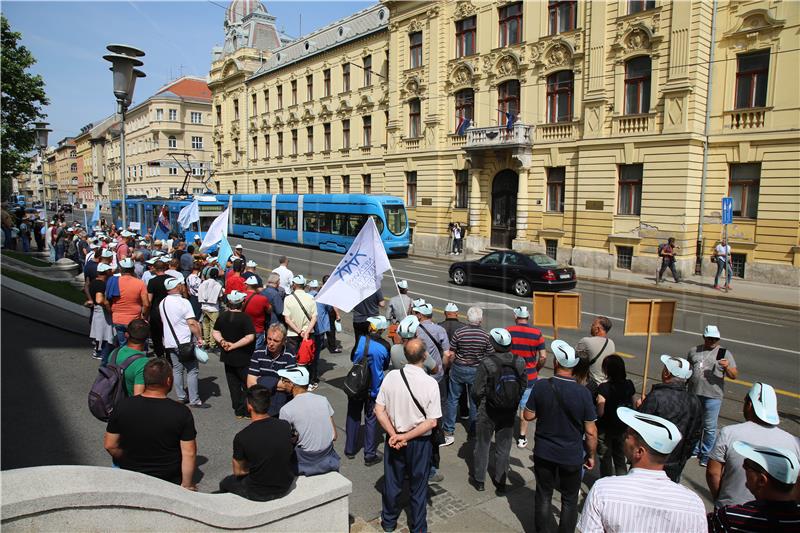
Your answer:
[716,348,727,361]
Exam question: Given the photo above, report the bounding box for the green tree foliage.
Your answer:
[1,15,49,201]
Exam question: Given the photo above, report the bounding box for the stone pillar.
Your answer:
[467,168,484,252]
[515,167,530,241]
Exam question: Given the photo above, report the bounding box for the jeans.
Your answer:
[693,395,722,462]
[473,408,514,485]
[113,324,128,347]
[201,310,218,348]
[254,332,266,351]
[55,242,65,260]
[345,396,378,460]
[381,436,432,533]
[20,235,30,252]
[453,238,463,254]
[443,363,478,434]
[598,429,628,477]
[714,258,733,287]
[98,341,114,367]
[659,259,679,282]
[169,351,200,404]
[224,364,248,417]
[533,456,582,533]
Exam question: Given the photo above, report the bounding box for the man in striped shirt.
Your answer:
[506,306,546,449]
[578,408,707,533]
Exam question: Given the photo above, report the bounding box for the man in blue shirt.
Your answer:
[345,316,391,467]
[263,273,285,326]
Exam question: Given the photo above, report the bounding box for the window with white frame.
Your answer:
[168,136,177,149]
[729,163,760,218]
[191,111,202,124]
[191,136,203,149]
[156,109,164,120]
[169,109,177,121]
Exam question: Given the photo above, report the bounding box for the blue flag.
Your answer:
[216,236,234,272]
[90,201,101,229]
[456,117,471,136]
[505,111,516,131]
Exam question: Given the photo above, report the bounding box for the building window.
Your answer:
[455,89,474,124]
[499,3,523,47]
[251,93,257,116]
[291,80,297,105]
[277,86,283,108]
[456,16,476,57]
[190,111,202,124]
[232,100,238,120]
[169,167,178,176]
[618,164,643,215]
[264,134,270,158]
[498,80,520,125]
[323,69,331,96]
[191,136,203,149]
[342,175,350,194]
[547,167,566,212]
[323,123,331,151]
[169,109,177,121]
[455,170,469,209]
[233,139,239,161]
[278,178,283,193]
[729,163,760,218]
[192,163,204,177]
[216,142,222,162]
[215,105,221,124]
[291,129,298,155]
[306,74,313,102]
[277,132,284,157]
[264,89,269,112]
[306,126,314,153]
[363,56,372,87]
[730,253,747,278]
[409,32,423,68]
[307,177,314,193]
[363,174,371,194]
[363,116,372,146]
[735,49,769,109]
[546,70,574,123]
[252,136,258,160]
[156,108,164,121]
[616,246,633,270]
[549,1,577,34]
[342,63,350,92]
[624,56,651,115]
[342,119,350,149]
[406,171,417,207]
[628,0,656,15]
[324,176,331,194]
[545,239,558,260]
[168,135,177,149]
[292,177,298,194]
[253,179,259,193]
[409,99,421,138]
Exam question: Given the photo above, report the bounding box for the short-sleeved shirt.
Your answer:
[352,289,383,322]
[709,500,800,533]
[438,318,467,343]
[526,375,597,466]
[83,260,99,282]
[279,392,335,453]
[248,348,296,416]
[225,273,247,295]
[715,244,731,260]
[147,274,171,316]
[263,287,284,325]
[89,278,107,303]
[376,365,442,434]
[451,324,493,367]
[507,323,546,384]
[272,265,293,294]
[198,278,223,313]
[386,294,412,323]
[415,320,449,382]
[575,335,616,385]
[106,396,196,484]
[232,417,295,500]
[687,344,736,399]
[111,346,148,396]
[283,290,317,338]
[111,275,148,326]
[595,379,635,433]
[242,292,271,334]
[214,311,256,367]
[709,421,800,508]
[160,294,195,348]
[352,334,392,399]
[390,343,436,373]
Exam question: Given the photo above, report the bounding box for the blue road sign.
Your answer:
[722,197,733,225]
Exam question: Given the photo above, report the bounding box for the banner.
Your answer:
[154,205,171,240]
[216,236,234,270]
[89,201,101,229]
[177,199,199,230]
[199,208,229,252]
[315,217,391,312]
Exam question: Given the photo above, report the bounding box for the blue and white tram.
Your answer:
[110,196,226,239]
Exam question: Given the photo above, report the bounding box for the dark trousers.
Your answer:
[219,475,285,502]
[325,329,338,351]
[285,335,300,356]
[598,429,628,477]
[473,409,515,485]
[352,320,370,341]
[533,457,582,533]
[224,364,248,417]
[659,259,679,282]
[309,333,325,384]
[381,436,432,533]
[149,313,165,357]
[345,396,378,460]
[664,460,688,483]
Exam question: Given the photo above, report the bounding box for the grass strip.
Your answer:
[2,250,51,267]
[1,268,86,306]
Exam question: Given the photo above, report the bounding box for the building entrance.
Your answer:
[490,169,518,249]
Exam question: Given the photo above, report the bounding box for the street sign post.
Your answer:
[624,299,677,395]
[533,292,581,340]
[721,197,733,225]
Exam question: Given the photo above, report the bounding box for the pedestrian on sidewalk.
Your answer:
[594,355,636,477]
[687,325,738,467]
[214,291,257,419]
[451,222,463,255]
[713,238,733,290]
[658,237,680,283]
[506,306,546,449]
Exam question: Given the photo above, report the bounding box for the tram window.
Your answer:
[347,215,367,236]
[260,209,270,227]
[331,213,346,235]
[233,209,243,225]
[369,215,384,234]
[318,212,332,233]
[277,210,297,230]
[199,216,214,231]
[304,212,318,232]
[383,205,407,236]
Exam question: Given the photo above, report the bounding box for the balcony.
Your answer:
[537,121,580,142]
[724,107,769,131]
[448,134,467,148]
[464,123,534,151]
[360,145,371,156]
[612,113,656,135]
[403,138,421,151]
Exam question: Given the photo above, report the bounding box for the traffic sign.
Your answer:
[722,197,733,225]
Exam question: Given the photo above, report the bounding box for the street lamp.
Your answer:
[33,121,51,224]
[104,44,145,229]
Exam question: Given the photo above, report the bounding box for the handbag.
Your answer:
[161,300,196,363]
[400,368,446,446]
[296,337,316,365]
[195,346,209,364]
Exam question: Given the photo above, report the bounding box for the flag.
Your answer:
[154,205,171,240]
[315,217,391,313]
[216,236,234,270]
[199,208,229,252]
[177,199,199,230]
[89,201,101,229]
[456,116,471,136]
[505,111,516,131]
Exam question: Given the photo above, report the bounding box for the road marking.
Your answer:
[678,308,787,327]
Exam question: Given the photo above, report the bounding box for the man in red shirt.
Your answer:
[117,230,134,262]
[506,306,546,449]
[111,258,150,346]
[243,276,272,351]
[225,258,247,295]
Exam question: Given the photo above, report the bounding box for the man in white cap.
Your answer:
[110,257,150,346]
[638,355,703,482]
[578,408,706,532]
[192,234,202,250]
[390,315,437,375]
[438,302,465,343]
[709,443,800,532]
[386,279,412,343]
[471,328,527,493]
[687,324,738,467]
[506,305,546,449]
[271,255,293,295]
[707,382,800,508]
[282,275,317,355]
[352,286,385,341]
[232,243,246,264]
[242,259,263,287]
[524,340,597,533]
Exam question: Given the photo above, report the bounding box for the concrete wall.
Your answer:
[1,465,352,532]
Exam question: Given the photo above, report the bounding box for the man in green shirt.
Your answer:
[110,319,150,396]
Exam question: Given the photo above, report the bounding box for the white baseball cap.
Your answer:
[398,315,420,339]
[164,276,184,290]
[397,279,408,289]
[193,234,200,240]
[246,260,257,267]
[748,382,779,425]
[108,241,118,248]
[733,441,799,485]
[291,274,306,285]
[367,315,389,331]
[119,258,134,269]
[100,249,114,258]
[513,306,530,319]
[96,263,113,273]
[703,325,721,339]
[120,230,133,237]
[206,256,218,264]
[412,298,426,308]
[444,302,458,313]
[414,303,433,316]
[244,276,260,286]
[490,328,512,348]
[146,257,158,265]
[235,244,243,249]
[277,366,310,386]
[159,256,172,263]
[227,290,247,304]
[660,355,693,380]
[308,279,319,288]
[551,340,579,368]
[617,407,682,455]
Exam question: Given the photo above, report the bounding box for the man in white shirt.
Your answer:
[272,255,293,294]
[282,275,317,355]
[578,408,706,533]
[713,238,733,290]
[160,276,207,409]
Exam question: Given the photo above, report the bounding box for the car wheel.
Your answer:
[513,278,531,297]
[452,268,467,286]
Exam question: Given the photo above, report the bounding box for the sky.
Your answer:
[2,0,373,144]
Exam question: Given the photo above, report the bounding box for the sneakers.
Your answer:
[189,401,210,409]
[428,471,444,483]
[699,458,708,468]
[91,353,102,360]
[364,452,383,467]
[516,436,528,449]
[308,382,319,392]
[440,434,455,447]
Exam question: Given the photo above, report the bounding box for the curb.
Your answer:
[1,275,90,336]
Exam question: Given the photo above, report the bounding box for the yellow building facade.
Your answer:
[53,138,77,206]
[210,0,800,286]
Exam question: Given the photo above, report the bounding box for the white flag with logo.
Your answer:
[199,208,229,252]
[177,199,199,230]
[315,217,391,312]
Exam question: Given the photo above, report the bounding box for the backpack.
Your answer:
[88,348,146,422]
[486,355,522,411]
[343,337,371,399]
[658,243,666,257]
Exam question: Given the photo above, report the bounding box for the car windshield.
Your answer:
[528,254,559,267]
[383,205,407,236]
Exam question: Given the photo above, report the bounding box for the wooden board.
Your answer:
[624,299,677,336]
[533,292,581,330]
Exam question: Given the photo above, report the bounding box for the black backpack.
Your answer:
[343,337,371,399]
[486,355,522,411]
[88,348,146,422]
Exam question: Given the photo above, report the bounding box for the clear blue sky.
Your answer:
[2,0,373,143]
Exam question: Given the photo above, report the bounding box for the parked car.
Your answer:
[449,250,577,297]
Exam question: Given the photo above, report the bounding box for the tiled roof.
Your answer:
[157,77,211,101]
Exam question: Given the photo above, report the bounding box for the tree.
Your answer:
[1,14,49,201]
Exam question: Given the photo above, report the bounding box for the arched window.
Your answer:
[168,135,177,149]
[455,89,474,122]
[624,56,651,115]
[498,80,520,126]
[546,70,574,123]
[70,163,78,172]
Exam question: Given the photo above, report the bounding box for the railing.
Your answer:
[448,134,467,148]
[360,146,371,155]
[612,113,655,135]
[404,138,421,150]
[464,123,534,149]
[537,122,578,141]
[724,108,768,130]
[340,148,350,157]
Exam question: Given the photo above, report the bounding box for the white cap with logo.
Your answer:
[513,306,530,319]
[246,260,257,267]
[397,279,408,289]
[398,315,420,339]
[660,355,693,380]
[119,258,134,269]
[733,441,799,485]
[367,315,389,331]
[277,366,310,386]
[307,279,319,288]
[617,407,682,455]
[703,325,721,338]
[164,276,185,290]
[490,328,512,347]
[748,382,779,425]
[414,303,433,316]
[227,290,247,304]
[444,302,458,313]
[244,276,260,286]
[291,275,306,285]
[551,340,579,368]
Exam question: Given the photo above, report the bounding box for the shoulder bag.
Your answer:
[290,293,316,365]
[588,338,610,367]
[418,323,444,358]
[161,299,196,363]
[400,368,446,446]
[547,378,583,435]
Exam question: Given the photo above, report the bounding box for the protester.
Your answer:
[277,366,340,475]
[88,263,115,363]
[578,408,706,532]
[390,315,437,374]
[198,266,224,350]
[109,258,150,346]
[219,385,295,501]
[438,302,466,342]
[594,355,636,477]
[524,340,597,533]
[242,260,263,286]
[242,276,272,351]
[575,316,616,387]
[351,287,385,341]
[214,291,257,419]
[246,323,296,417]
[707,382,800,508]
[506,305,546,449]
[375,338,441,533]
[688,325,737,467]
[146,259,171,358]
[471,328,526,493]
[186,260,203,319]
[225,258,247,295]
[282,275,316,355]
[104,358,197,489]
[107,319,150,396]
[263,273,285,326]
[232,243,246,264]
[180,245,195,278]
[713,238,733,290]
[386,279,412,343]
[272,255,293,294]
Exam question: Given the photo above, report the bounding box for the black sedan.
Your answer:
[449,250,577,297]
